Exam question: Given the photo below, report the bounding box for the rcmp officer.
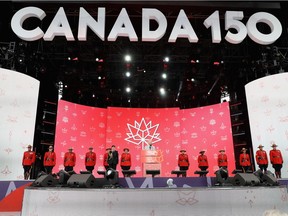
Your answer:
[197,150,209,176]
[239,148,251,173]
[43,145,56,174]
[103,148,111,170]
[218,149,228,169]
[64,147,76,172]
[269,143,283,178]
[22,144,36,180]
[255,144,268,173]
[120,148,132,176]
[85,146,96,173]
[178,149,189,177]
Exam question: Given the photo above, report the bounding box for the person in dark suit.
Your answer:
[108,145,119,170]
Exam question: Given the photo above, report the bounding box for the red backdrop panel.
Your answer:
[54,100,107,176]
[54,100,235,177]
[181,102,235,176]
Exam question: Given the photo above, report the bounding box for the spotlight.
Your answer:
[159,87,166,95]
[215,167,229,186]
[105,168,119,187]
[125,87,131,93]
[124,55,131,62]
[163,57,169,62]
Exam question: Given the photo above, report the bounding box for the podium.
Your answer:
[141,150,162,177]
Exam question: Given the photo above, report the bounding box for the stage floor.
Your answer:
[1,177,288,215]
[21,185,288,216]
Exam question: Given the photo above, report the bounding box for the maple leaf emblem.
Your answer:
[125,118,161,149]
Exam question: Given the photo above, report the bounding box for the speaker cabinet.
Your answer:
[262,173,278,186]
[33,174,57,187]
[94,178,110,188]
[67,174,96,188]
[232,173,260,186]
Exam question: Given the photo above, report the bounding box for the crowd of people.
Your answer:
[22,142,284,180]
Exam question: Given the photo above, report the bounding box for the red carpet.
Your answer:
[0,183,31,211]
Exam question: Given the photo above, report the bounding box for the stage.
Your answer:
[1,177,288,215]
[21,185,288,216]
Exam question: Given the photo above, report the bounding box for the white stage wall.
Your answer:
[245,72,288,178]
[21,186,288,216]
[0,68,39,180]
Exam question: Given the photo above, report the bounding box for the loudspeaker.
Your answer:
[262,173,278,186]
[232,173,260,186]
[33,174,57,187]
[67,174,96,188]
[94,178,110,188]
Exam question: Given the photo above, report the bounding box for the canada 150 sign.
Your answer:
[11,7,282,45]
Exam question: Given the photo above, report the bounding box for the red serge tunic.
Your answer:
[255,150,268,165]
[178,154,189,167]
[103,153,109,167]
[218,153,228,167]
[198,155,209,167]
[270,150,283,165]
[64,152,76,167]
[22,151,36,166]
[85,152,96,166]
[239,153,251,166]
[43,151,56,166]
[120,153,131,166]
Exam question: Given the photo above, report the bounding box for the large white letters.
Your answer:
[11,6,46,41]
[247,12,282,45]
[204,10,221,43]
[169,9,198,43]
[10,6,283,45]
[225,11,247,44]
[142,8,167,42]
[78,7,105,41]
[107,8,138,42]
[43,7,74,41]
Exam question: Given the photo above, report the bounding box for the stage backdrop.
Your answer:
[245,72,288,178]
[0,68,39,180]
[54,100,107,173]
[54,100,235,177]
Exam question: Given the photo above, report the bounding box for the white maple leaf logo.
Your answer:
[125,118,161,149]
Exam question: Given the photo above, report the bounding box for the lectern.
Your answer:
[141,150,162,177]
